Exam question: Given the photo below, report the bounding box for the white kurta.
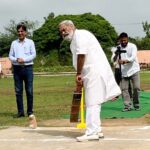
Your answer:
[70,29,121,107]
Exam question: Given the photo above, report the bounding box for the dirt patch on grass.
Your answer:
[38,114,150,127]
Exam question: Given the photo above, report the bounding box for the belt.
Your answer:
[13,65,33,68]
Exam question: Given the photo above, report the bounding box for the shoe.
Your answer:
[13,113,25,118]
[122,107,133,112]
[134,107,140,111]
[98,132,104,138]
[28,114,37,129]
[76,134,99,142]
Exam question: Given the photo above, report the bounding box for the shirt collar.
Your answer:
[72,29,77,40]
[17,37,27,43]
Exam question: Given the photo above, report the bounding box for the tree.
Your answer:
[142,21,150,38]
[33,13,118,66]
[133,37,150,50]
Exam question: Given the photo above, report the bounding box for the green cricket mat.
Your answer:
[63,91,150,119]
[101,91,150,119]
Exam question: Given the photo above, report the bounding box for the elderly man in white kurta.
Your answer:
[59,20,121,142]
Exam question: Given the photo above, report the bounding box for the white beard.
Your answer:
[63,30,74,41]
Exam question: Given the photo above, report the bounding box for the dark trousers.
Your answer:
[13,65,33,116]
[121,72,140,108]
[114,68,132,98]
[114,68,121,85]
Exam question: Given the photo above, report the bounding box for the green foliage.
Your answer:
[58,40,72,65]
[0,33,13,56]
[132,37,150,50]
[132,21,150,49]
[33,13,118,66]
[142,21,150,38]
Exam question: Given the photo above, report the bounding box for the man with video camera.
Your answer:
[117,32,140,112]
[111,38,132,98]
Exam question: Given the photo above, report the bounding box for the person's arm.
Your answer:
[111,47,119,63]
[113,53,119,62]
[118,44,137,65]
[118,59,130,64]
[23,41,36,63]
[126,45,137,62]
[9,42,17,63]
[76,54,85,92]
[77,54,85,75]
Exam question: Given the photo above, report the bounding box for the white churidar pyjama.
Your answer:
[85,104,101,135]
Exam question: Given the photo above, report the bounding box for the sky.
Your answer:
[0,0,150,38]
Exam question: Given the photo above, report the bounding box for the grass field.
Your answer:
[0,71,149,126]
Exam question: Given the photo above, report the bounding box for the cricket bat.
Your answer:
[70,91,81,122]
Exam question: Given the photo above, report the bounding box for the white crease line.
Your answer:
[0,138,150,142]
[22,127,77,131]
[0,138,74,142]
[130,126,150,130]
[102,138,150,141]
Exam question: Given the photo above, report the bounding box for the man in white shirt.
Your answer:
[118,32,140,112]
[111,38,132,99]
[59,20,121,142]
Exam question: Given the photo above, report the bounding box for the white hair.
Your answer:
[59,20,75,27]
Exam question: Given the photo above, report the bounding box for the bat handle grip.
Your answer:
[77,76,81,81]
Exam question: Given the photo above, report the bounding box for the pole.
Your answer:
[77,88,86,129]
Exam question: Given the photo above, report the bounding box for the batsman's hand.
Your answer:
[76,74,83,92]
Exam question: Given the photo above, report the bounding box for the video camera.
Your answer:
[115,46,126,55]
[113,46,127,63]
